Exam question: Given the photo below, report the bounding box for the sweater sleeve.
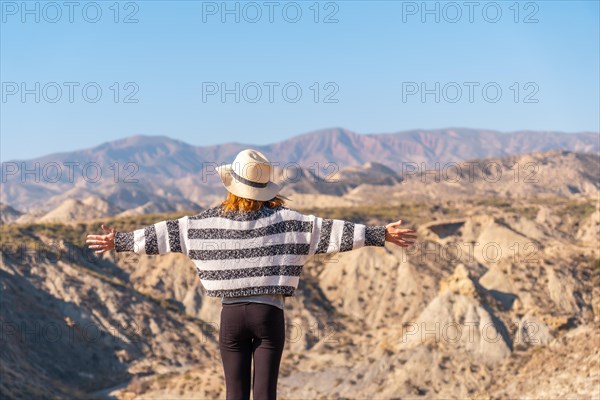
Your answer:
[114,215,190,256]
[292,211,386,256]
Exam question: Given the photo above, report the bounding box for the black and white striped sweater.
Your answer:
[114,205,387,297]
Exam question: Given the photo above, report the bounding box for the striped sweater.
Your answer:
[114,205,387,297]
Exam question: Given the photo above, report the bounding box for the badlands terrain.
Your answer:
[1,129,599,399]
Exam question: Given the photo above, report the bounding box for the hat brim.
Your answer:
[216,164,290,202]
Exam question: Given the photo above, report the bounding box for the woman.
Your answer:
[86,149,416,400]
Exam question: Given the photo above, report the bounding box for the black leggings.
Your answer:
[219,302,286,400]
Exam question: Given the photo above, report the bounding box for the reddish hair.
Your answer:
[221,192,286,212]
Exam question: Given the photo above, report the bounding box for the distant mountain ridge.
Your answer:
[4,127,598,172]
[2,127,598,213]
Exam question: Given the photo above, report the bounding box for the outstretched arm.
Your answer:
[86,216,190,256]
[289,210,416,256]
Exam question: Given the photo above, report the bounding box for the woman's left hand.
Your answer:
[385,219,417,247]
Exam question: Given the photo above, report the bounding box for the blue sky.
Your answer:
[1,0,599,161]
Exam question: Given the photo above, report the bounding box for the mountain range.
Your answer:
[1,127,598,215]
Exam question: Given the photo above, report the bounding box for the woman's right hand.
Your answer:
[86,224,116,254]
[385,219,417,247]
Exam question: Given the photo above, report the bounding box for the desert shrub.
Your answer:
[556,201,596,220]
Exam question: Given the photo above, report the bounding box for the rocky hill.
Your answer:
[0,203,22,224]
[1,195,598,398]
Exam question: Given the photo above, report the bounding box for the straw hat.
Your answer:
[216,149,290,201]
